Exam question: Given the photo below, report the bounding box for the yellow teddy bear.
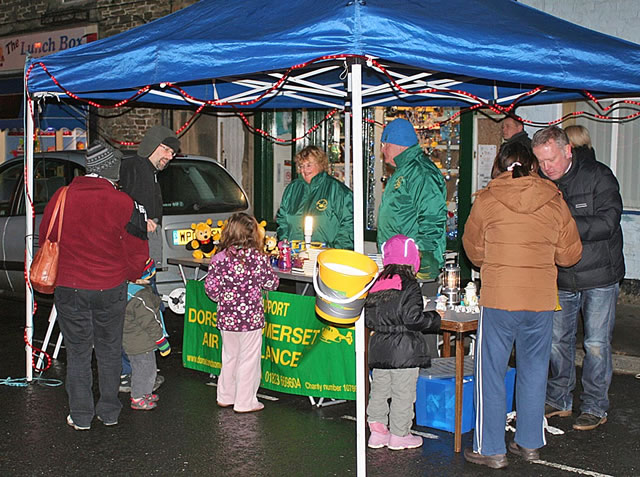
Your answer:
[186,219,215,259]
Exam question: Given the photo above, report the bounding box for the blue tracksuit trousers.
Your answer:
[473,307,553,456]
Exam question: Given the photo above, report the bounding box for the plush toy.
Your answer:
[209,219,228,256]
[264,235,278,256]
[257,219,267,244]
[186,219,216,259]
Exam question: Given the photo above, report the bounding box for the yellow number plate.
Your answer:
[172,227,221,246]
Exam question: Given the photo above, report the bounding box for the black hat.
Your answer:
[86,140,123,181]
[137,125,180,158]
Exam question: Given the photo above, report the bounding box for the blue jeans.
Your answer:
[121,349,132,375]
[55,283,127,427]
[546,283,619,418]
[474,308,553,455]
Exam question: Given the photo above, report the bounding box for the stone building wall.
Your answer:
[0,0,198,147]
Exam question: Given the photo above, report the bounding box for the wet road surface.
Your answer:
[1,297,639,476]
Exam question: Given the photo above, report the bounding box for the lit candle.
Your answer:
[304,216,313,238]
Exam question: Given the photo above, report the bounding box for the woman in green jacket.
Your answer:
[276,146,353,250]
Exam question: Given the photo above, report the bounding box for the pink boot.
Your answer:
[388,432,423,450]
[367,422,390,449]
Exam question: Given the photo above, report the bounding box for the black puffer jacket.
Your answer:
[545,154,624,291]
[573,145,596,163]
[365,276,441,369]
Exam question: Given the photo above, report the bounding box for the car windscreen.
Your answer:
[158,159,248,215]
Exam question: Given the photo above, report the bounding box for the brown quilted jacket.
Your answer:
[462,172,582,311]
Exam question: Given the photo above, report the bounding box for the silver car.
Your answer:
[0,151,250,298]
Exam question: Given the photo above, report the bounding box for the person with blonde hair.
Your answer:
[565,125,596,162]
[276,145,353,249]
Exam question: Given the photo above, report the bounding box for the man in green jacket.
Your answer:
[377,119,447,280]
[277,146,353,250]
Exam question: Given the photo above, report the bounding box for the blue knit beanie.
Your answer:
[381,118,418,147]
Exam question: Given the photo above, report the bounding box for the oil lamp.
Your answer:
[442,257,461,305]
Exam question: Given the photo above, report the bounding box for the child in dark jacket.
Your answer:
[122,260,170,411]
[365,235,442,450]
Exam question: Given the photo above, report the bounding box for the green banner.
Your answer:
[183,280,356,400]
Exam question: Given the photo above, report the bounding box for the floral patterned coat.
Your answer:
[204,247,279,332]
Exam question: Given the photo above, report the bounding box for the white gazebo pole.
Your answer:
[344,110,352,189]
[24,85,35,381]
[350,61,366,477]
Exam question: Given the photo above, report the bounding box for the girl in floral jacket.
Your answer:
[204,213,279,413]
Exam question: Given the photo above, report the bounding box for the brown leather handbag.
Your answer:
[30,186,68,294]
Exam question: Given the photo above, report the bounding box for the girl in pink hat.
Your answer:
[365,234,442,450]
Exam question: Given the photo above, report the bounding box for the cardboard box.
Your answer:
[415,358,515,433]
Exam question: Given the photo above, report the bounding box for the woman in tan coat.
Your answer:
[462,142,582,469]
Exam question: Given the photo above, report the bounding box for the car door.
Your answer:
[0,160,24,293]
[0,156,83,295]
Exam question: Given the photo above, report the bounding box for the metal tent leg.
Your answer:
[53,331,64,359]
[308,396,347,408]
[36,305,60,370]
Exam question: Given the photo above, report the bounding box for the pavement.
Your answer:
[0,296,639,476]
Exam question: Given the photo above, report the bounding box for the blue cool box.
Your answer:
[415,357,516,433]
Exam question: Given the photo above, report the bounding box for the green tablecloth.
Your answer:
[182,280,356,400]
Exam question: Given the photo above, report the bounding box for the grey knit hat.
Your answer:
[86,140,123,181]
[137,125,180,158]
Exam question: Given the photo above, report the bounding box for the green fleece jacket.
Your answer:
[122,283,164,355]
[276,171,353,249]
[377,144,447,280]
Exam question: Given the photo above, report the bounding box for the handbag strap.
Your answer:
[45,186,68,242]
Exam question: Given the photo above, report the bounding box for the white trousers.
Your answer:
[218,328,263,412]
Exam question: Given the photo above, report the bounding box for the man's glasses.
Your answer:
[159,143,176,158]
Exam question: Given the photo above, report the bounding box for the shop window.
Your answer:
[366,106,461,239]
[256,107,465,244]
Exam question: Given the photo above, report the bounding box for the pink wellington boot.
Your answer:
[368,421,390,449]
[388,432,423,450]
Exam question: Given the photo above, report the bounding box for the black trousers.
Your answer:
[55,282,127,427]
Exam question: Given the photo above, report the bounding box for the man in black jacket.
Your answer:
[118,125,180,393]
[120,125,180,269]
[532,126,624,432]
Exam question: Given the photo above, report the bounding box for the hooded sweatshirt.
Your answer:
[462,172,582,311]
